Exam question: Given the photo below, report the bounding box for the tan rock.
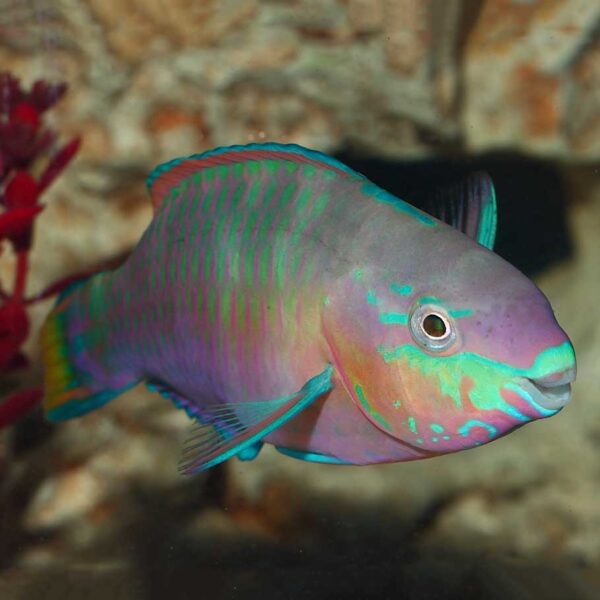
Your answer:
[147,105,211,161]
[463,0,600,157]
[346,0,384,34]
[0,0,598,161]
[382,0,430,74]
[566,41,600,158]
[25,466,104,529]
[86,0,258,62]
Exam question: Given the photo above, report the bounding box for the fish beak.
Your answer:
[518,365,577,412]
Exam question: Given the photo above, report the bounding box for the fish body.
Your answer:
[40,144,576,471]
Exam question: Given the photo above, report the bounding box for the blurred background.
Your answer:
[0,1,598,598]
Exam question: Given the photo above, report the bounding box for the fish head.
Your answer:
[323,235,576,457]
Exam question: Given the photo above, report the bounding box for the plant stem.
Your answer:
[0,388,43,429]
[13,250,28,302]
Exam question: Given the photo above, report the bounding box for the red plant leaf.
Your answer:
[10,102,40,129]
[0,120,39,166]
[25,271,89,304]
[0,205,44,250]
[38,137,81,193]
[25,249,132,305]
[31,128,57,159]
[28,80,67,113]
[0,72,23,117]
[4,171,39,209]
[3,351,29,372]
[0,299,29,370]
[0,388,43,429]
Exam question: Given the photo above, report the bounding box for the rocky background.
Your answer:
[0,1,599,598]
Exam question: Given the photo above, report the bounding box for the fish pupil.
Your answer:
[423,314,446,338]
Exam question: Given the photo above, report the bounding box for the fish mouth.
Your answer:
[514,366,576,413]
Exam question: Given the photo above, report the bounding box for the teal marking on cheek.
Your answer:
[354,384,393,432]
[442,435,451,441]
[353,269,364,281]
[504,382,556,417]
[430,423,444,433]
[449,309,474,319]
[407,416,417,434]
[380,312,408,325]
[458,419,497,438]
[380,343,575,378]
[502,404,529,422]
[377,342,574,420]
[418,296,442,305]
[366,290,379,305]
[323,296,331,306]
[416,438,424,444]
[391,283,413,296]
[393,399,402,408]
[361,182,436,226]
[432,437,439,443]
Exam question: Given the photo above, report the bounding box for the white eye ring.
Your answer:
[409,304,456,352]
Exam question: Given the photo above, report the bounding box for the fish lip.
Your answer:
[530,366,577,387]
[514,366,576,413]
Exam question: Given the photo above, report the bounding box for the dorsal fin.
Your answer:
[426,172,497,249]
[146,143,365,213]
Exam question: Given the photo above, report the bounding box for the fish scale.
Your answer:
[162,163,296,385]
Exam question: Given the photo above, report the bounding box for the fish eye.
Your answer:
[409,304,456,352]
[422,314,448,338]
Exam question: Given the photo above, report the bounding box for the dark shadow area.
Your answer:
[127,501,600,600]
[0,413,57,571]
[335,152,573,277]
[4,490,597,600]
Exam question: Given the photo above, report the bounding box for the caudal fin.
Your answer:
[40,282,132,421]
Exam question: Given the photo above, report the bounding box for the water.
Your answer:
[0,2,599,598]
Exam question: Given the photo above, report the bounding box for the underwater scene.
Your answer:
[0,1,599,598]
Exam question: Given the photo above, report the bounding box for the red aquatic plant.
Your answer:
[0,72,82,429]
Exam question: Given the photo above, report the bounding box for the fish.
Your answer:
[40,143,577,472]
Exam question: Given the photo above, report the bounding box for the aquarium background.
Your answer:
[0,1,599,598]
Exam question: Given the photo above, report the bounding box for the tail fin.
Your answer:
[40,282,132,421]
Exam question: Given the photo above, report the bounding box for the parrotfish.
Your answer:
[40,143,577,472]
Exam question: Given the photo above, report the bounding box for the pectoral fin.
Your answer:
[178,366,334,474]
[427,172,497,249]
